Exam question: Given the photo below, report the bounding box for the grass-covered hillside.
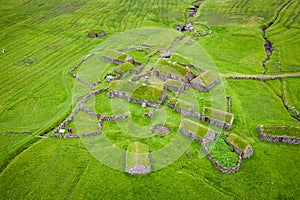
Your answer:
[0,0,299,199]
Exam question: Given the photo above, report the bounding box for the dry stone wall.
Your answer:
[152,69,191,83]
[69,53,101,89]
[167,102,203,121]
[179,127,203,143]
[202,116,232,130]
[179,125,243,174]
[51,87,128,139]
[4,130,32,134]
[202,144,243,174]
[191,79,220,92]
[164,82,190,93]
[226,96,231,113]
[108,89,166,108]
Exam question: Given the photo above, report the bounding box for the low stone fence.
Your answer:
[225,75,276,81]
[226,96,231,113]
[81,114,128,137]
[52,133,79,138]
[164,82,190,93]
[203,116,232,130]
[158,90,167,104]
[4,130,32,134]
[179,126,242,173]
[152,69,189,83]
[70,53,95,75]
[69,53,101,89]
[130,71,151,82]
[168,102,233,130]
[81,107,101,118]
[191,79,220,92]
[202,144,243,174]
[77,88,107,107]
[102,56,123,65]
[177,63,205,74]
[101,114,129,121]
[108,90,166,108]
[51,94,129,138]
[179,127,203,143]
[144,109,155,118]
[52,107,82,137]
[167,102,203,121]
[206,79,220,91]
[257,125,300,144]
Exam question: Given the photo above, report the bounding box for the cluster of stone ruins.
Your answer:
[51,44,257,175]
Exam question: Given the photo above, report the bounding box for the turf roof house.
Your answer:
[153,59,197,83]
[202,107,234,130]
[107,80,167,108]
[179,119,217,143]
[103,49,143,82]
[103,49,142,66]
[190,70,220,92]
[226,134,254,159]
[164,78,190,93]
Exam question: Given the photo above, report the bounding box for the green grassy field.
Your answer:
[0,0,299,199]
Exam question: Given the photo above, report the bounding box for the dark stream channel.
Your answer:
[261,0,292,73]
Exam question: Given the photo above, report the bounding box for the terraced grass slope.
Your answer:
[0,0,299,199]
